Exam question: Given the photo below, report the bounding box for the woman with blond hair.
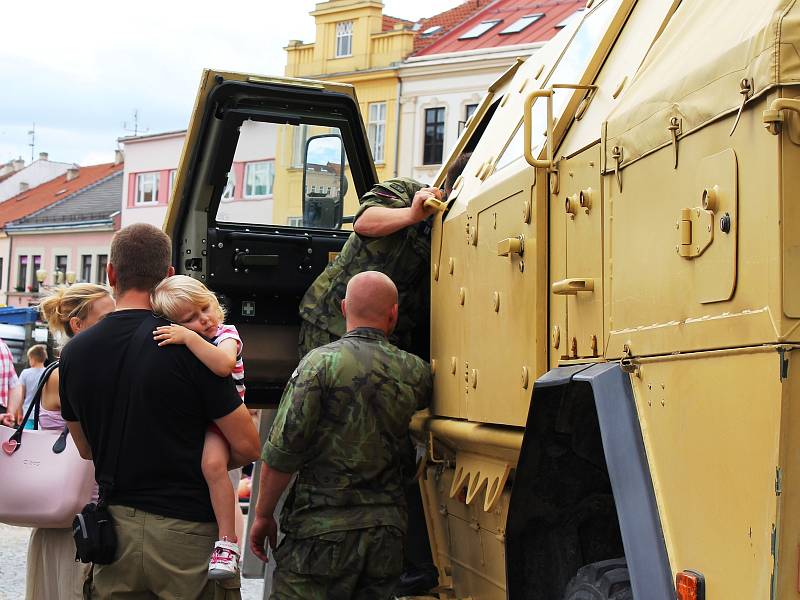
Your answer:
[22,283,115,600]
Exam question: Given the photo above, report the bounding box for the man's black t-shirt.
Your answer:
[60,309,242,522]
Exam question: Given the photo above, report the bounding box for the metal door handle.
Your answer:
[233,253,279,268]
[497,236,524,257]
[552,278,594,295]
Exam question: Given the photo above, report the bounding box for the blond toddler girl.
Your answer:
[151,275,245,580]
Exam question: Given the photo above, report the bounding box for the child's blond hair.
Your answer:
[151,275,225,324]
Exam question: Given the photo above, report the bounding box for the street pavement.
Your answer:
[0,523,264,599]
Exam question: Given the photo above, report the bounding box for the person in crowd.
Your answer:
[25,283,115,600]
[59,223,260,599]
[250,271,433,599]
[151,274,247,580]
[0,336,21,421]
[298,153,472,361]
[18,344,47,430]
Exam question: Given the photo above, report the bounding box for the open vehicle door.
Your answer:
[165,70,377,406]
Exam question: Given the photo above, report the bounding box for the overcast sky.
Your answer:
[0,0,461,167]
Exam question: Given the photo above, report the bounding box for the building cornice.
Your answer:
[6,220,115,235]
[403,42,542,69]
[118,130,187,144]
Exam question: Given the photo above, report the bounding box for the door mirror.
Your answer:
[302,134,347,229]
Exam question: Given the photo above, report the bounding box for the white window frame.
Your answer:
[221,170,236,202]
[244,161,274,199]
[135,172,160,205]
[367,102,387,163]
[459,19,502,40]
[335,21,353,57]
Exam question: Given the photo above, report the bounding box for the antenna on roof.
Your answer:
[27,123,35,162]
[123,109,149,137]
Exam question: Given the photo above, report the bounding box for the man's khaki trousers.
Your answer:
[88,505,241,600]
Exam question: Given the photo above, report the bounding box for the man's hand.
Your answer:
[409,187,443,223]
[249,514,279,562]
[0,413,16,427]
[153,324,197,347]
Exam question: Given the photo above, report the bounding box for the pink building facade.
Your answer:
[120,122,277,230]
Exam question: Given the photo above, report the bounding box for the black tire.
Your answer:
[563,558,633,600]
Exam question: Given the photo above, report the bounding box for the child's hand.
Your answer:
[153,324,196,347]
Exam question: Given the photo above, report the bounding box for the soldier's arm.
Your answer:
[354,187,442,238]
[414,358,434,410]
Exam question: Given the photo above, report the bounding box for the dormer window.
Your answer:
[459,20,502,40]
[335,21,353,57]
[421,25,442,37]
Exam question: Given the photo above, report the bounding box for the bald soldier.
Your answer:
[298,154,471,360]
[250,271,433,599]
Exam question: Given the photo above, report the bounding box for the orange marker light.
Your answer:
[676,570,705,600]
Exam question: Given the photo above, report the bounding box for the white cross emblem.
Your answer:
[241,301,256,317]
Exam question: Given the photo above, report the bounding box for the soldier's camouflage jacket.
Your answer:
[262,327,433,538]
[298,177,430,353]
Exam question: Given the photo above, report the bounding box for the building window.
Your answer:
[221,171,236,202]
[81,255,92,283]
[459,20,502,40]
[168,169,177,199]
[0,257,4,290]
[459,103,479,135]
[54,255,67,285]
[16,256,27,291]
[335,21,353,57]
[244,161,274,198]
[96,254,108,284]
[30,255,41,292]
[423,107,446,165]
[136,172,160,205]
[499,14,544,34]
[286,216,304,227]
[367,102,387,163]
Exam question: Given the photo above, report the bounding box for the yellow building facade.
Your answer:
[272,0,414,225]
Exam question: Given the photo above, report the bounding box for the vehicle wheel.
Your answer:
[563,558,632,600]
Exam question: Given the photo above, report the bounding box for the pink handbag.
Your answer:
[0,362,95,528]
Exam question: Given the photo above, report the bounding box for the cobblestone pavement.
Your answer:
[0,524,264,599]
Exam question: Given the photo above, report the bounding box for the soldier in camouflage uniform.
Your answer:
[250,271,433,600]
[298,177,439,359]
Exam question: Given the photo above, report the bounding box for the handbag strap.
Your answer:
[6,360,60,450]
[96,317,155,507]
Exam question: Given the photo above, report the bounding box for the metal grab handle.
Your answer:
[233,253,279,268]
[424,198,447,212]
[523,89,554,169]
[763,98,800,135]
[551,278,594,295]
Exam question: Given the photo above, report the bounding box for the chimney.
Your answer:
[66,165,80,181]
[12,158,24,172]
[19,182,29,193]
[114,149,124,165]
[38,152,48,161]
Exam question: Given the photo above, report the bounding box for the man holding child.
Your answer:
[60,223,260,598]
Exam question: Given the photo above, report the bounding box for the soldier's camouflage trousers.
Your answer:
[270,526,404,600]
[298,320,339,359]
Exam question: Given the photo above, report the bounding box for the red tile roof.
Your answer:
[0,162,123,228]
[413,0,495,53]
[382,15,414,32]
[414,0,585,56]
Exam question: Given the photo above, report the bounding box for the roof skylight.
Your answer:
[459,19,502,40]
[499,13,544,34]
[422,25,443,37]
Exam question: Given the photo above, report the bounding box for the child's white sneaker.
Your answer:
[208,539,240,580]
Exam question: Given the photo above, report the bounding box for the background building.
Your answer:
[397,0,585,182]
[0,154,73,203]
[0,160,123,305]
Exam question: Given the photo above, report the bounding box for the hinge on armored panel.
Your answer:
[770,523,778,600]
[776,467,783,496]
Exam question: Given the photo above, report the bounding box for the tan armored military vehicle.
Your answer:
[166,0,800,597]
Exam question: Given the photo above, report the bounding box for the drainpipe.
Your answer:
[5,233,12,306]
[394,75,402,178]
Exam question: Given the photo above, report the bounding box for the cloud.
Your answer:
[0,0,461,165]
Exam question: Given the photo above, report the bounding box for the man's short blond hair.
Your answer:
[151,275,225,324]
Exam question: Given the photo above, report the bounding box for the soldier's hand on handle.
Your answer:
[409,187,443,222]
[249,514,279,562]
